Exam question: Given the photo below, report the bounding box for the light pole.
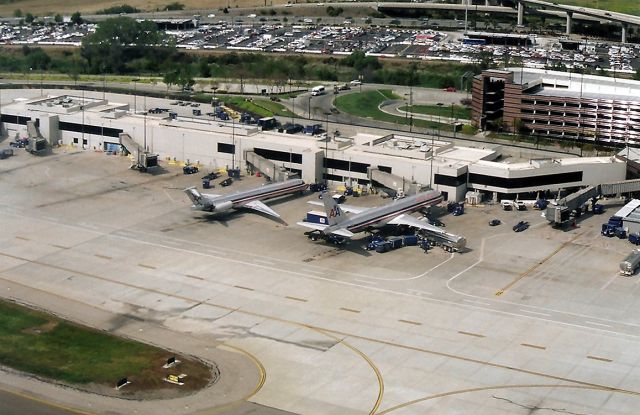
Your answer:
[133,78,139,114]
[308,95,312,119]
[436,102,443,137]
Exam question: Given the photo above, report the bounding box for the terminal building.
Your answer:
[471,68,640,146]
[0,92,627,202]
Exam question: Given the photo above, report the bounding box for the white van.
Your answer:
[311,85,325,96]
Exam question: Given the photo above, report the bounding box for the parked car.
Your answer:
[489,218,501,226]
[220,177,233,187]
[513,221,529,232]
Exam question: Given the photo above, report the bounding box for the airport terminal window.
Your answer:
[565,102,580,108]
[378,165,392,174]
[254,147,302,164]
[469,171,583,189]
[58,121,122,138]
[522,99,535,105]
[217,143,235,154]
[1,114,30,125]
[323,173,344,182]
[434,173,466,187]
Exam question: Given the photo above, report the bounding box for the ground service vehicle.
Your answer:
[620,250,640,275]
[513,221,529,232]
[183,165,199,175]
[489,218,501,226]
[501,200,513,211]
[311,85,325,96]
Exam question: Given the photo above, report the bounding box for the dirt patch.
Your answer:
[21,320,59,335]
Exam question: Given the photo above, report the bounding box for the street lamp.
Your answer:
[132,78,139,114]
[436,102,444,137]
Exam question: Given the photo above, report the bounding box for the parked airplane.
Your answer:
[297,189,444,240]
[184,178,308,218]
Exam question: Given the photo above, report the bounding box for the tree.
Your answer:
[71,11,83,25]
[163,70,179,91]
[634,69,640,81]
[13,9,22,18]
[81,17,174,74]
[165,2,185,11]
[25,13,35,24]
[54,14,63,24]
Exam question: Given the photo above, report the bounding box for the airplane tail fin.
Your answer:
[184,186,203,207]
[322,193,347,226]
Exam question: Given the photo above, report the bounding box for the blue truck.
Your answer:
[601,216,625,238]
[447,202,464,216]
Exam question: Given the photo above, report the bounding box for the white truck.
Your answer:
[620,249,640,276]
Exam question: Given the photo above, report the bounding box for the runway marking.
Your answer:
[340,307,361,314]
[310,327,384,415]
[407,289,432,296]
[252,259,275,266]
[398,319,422,326]
[185,274,205,281]
[585,321,612,328]
[355,278,378,285]
[587,355,613,363]
[94,254,112,260]
[14,236,29,241]
[234,285,254,291]
[137,263,156,269]
[302,268,326,275]
[521,343,546,350]
[213,343,267,414]
[601,274,619,290]
[0,263,638,413]
[519,309,551,317]
[51,244,70,250]
[285,296,307,302]
[495,233,582,295]
[463,299,491,306]
[376,384,615,414]
[458,331,485,338]
[368,252,455,281]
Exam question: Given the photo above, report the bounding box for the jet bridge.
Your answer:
[546,179,640,227]
[244,149,295,182]
[119,133,158,172]
[368,167,422,197]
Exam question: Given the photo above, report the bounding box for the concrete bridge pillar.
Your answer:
[517,1,524,26]
[565,11,573,35]
[622,23,628,43]
[485,0,490,5]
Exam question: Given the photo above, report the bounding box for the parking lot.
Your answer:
[1,147,640,414]
[1,18,638,72]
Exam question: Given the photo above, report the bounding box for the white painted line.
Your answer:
[519,309,552,317]
[303,269,325,275]
[253,258,275,266]
[408,289,433,296]
[463,298,490,306]
[600,274,618,290]
[585,321,612,328]
[355,278,378,285]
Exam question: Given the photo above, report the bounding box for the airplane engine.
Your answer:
[212,200,234,212]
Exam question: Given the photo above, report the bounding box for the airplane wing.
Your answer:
[242,200,280,218]
[387,214,446,234]
[307,200,368,214]
[296,221,329,231]
[330,228,355,238]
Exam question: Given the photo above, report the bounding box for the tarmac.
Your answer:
[1,93,640,414]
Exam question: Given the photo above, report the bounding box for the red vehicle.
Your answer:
[443,86,457,92]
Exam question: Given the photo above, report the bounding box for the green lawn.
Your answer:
[398,104,471,120]
[0,300,205,387]
[218,96,294,118]
[334,90,469,132]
